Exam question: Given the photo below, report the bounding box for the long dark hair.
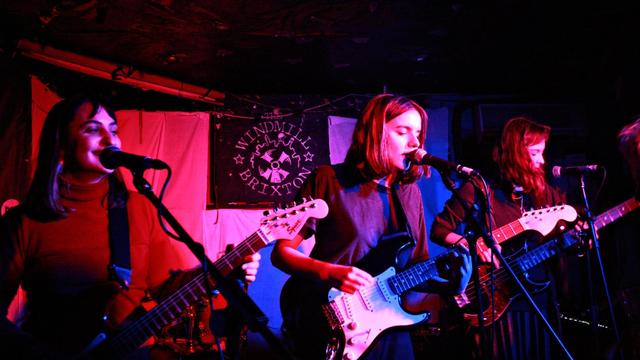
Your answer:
[22,96,127,221]
[344,94,428,183]
[619,118,640,193]
[492,116,550,204]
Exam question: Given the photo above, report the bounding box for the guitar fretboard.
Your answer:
[106,230,269,357]
[490,220,526,245]
[593,198,640,231]
[387,250,462,295]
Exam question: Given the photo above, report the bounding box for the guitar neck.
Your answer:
[593,198,640,232]
[212,230,269,276]
[386,253,449,295]
[108,230,269,356]
[490,218,526,245]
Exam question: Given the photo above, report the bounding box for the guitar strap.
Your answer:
[389,184,411,236]
[385,185,415,270]
[107,178,132,289]
[390,184,418,263]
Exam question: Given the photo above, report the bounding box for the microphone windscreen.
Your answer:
[412,148,427,163]
[99,146,122,169]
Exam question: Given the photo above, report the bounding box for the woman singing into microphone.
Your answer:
[273,94,471,360]
[0,95,259,358]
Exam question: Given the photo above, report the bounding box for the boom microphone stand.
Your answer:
[577,173,621,353]
[131,169,295,360]
[438,169,574,360]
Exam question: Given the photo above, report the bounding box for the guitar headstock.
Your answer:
[520,204,578,236]
[260,199,329,242]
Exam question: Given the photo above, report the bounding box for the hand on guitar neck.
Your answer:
[564,220,592,255]
[239,253,261,283]
[445,233,502,269]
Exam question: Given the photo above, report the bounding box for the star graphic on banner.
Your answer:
[303,152,314,162]
[233,154,245,165]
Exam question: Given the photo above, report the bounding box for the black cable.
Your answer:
[155,167,181,240]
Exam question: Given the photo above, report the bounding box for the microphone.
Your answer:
[408,149,479,176]
[100,146,169,170]
[552,165,601,177]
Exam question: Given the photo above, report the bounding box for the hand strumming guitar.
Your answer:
[323,263,374,294]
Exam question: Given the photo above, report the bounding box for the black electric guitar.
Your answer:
[280,231,468,360]
[80,199,328,359]
[457,198,640,327]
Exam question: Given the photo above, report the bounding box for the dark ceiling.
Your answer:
[1,1,639,96]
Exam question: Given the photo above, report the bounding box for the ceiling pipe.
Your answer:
[15,39,225,105]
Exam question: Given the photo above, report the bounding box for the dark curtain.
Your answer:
[0,58,31,211]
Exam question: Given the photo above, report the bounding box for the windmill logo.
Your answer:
[258,148,292,184]
[232,120,315,197]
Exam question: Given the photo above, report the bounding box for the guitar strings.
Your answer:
[463,244,555,302]
[110,241,257,354]
[357,256,443,302]
[107,232,265,354]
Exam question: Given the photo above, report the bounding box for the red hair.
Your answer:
[493,116,550,204]
[345,94,428,183]
[618,118,640,192]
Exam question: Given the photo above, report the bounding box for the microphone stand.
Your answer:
[577,174,621,353]
[438,169,574,360]
[439,172,488,358]
[130,169,295,360]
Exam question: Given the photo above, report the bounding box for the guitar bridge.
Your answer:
[322,301,344,331]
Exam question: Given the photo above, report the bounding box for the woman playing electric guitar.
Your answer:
[273,94,471,360]
[431,116,571,359]
[0,96,260,358]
